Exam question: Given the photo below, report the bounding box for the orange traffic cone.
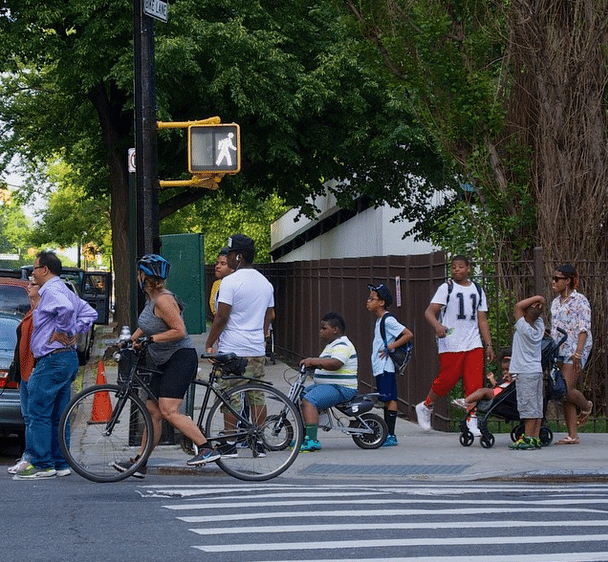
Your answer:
[90,360,113,424]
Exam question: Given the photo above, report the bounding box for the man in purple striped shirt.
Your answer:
[14,251,97,479]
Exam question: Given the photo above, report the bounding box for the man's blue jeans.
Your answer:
[27,351,79,469]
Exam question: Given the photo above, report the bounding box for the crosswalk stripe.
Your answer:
[164,497,608,510]
[177,505,598,523]
[138,483,608,497]
[247,555,608,562]
[189,519,608,535]
[193,535,608,552]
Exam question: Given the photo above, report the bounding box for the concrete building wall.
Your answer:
[270,192,436,262]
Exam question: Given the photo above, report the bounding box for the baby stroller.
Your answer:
[458,327,567,448]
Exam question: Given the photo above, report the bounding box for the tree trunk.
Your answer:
[88,81,132,332]
[506,0,608,394]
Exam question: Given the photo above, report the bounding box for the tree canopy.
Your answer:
[0,184,31,268]
[0,0,448,327]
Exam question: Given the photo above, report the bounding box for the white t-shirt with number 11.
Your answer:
[431,280,487,354]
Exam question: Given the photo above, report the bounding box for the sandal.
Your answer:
[555,436,580,445]
[577,401,593,426]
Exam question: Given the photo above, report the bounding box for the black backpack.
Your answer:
[379,313,413,376]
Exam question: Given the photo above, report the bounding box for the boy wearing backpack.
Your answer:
[367,283,414,447]
[416,255,495,434]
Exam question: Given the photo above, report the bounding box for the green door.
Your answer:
[160,233,205,334]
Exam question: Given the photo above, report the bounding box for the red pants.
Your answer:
[431,348,484,398]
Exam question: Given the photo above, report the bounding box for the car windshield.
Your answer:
[0,286,30,316]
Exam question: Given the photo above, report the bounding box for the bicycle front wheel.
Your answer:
[205,384,303,481]
[59,384,154,483]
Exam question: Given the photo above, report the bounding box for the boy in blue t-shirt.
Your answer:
[367,283,414,446]
[508,295,546,450]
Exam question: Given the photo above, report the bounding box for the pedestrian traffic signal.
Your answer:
[188,124,241,174]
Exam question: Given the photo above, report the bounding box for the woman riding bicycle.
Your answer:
[112,254,220,477]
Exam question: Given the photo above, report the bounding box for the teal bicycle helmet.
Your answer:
[137,254,171,279]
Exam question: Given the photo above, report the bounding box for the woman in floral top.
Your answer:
[550,264,593,445]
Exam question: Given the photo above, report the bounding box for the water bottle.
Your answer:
[118,325,131,343]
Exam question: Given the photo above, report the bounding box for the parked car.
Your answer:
[0,312,25,451]
[0,277,30,316]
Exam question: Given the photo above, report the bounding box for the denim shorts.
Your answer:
[302,384,357,410]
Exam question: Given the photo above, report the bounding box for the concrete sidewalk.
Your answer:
[88,328,608,483]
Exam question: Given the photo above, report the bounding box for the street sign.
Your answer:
[128,148,136,173]
[188,124,241,174]
[143,0,168,22]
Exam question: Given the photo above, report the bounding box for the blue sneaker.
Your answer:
[187,447,221,465]
[299,436,322,452]
[382,434,398,447]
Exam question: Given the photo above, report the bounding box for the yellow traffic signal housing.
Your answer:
[188,123,241,174]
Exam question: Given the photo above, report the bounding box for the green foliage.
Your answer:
[27,160,111,258]
[342,0,536,253]
[0,187,32,268]
[0,0,450,267]
[160,190,288,263]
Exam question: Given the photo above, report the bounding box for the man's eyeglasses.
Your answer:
[367,297,379,301]
[552,276,567,282]
[33,265,45,270]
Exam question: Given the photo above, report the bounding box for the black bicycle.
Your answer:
[58,339,303,483]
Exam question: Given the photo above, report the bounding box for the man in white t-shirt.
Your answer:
[415,255,495,434]
[206,234,274,357]
[205,234,275,457]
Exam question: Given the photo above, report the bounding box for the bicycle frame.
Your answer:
[188,369,274,445]
[116,344,276,445]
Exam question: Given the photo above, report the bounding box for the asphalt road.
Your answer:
[4,475,608,562]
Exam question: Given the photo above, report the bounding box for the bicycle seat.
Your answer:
[201,352,248,376]
[200,352,237,363]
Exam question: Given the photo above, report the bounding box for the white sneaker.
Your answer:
[466,415,481,437]
[415,402,432,432]
[56,468,72,477]
[7,457,30,475]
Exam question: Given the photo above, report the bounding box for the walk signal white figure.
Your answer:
[216,132,237,167]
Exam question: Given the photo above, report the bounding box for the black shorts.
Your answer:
[149,347,197,399]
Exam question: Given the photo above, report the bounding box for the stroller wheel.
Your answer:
[459,431,475,447]
[539,426,553,447]
[480,434,495,449]
[510,423,524,443]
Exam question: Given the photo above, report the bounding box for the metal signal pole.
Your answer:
[133,0,160,258]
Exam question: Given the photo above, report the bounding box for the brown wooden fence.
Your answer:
[206,252,454,428]
[205,249,607,432]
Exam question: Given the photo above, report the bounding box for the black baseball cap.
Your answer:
[367,283,393,306]
[227,234,255,252]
